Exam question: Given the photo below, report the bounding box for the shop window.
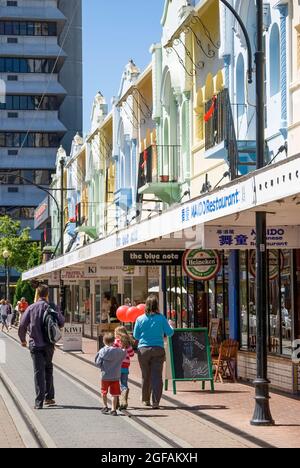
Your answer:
[239,250,294,356]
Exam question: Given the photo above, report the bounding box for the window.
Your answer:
[270,24,280,96]
[0,21,57,36]
[236,54,246,121]
[239,250,294,356]
[0,58,58,74]
[0,132,62,148]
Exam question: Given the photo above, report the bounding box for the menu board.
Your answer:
[165,328,214,395]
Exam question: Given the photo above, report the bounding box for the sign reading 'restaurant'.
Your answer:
[123,251,183,266]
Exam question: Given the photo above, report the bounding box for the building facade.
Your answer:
[0,0,82,288]
[23,0,300,395]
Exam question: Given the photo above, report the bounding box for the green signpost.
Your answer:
[165,328,214,395]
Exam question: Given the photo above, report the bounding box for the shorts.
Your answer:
[101,380,121,397]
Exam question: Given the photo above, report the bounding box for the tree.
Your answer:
[13,278,35,307]
[0,216,42,272]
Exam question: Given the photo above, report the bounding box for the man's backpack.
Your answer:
[42,305,62,345]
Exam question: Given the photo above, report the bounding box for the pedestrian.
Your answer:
[18,297,29,321]
[0,299,10,333]
[133,294,174,409]
[6,300,13,330]
[95,333,126,416]
[18,284,65,410]
[101,292,111,324]
[114,326,135,410]
[109,296,119,324]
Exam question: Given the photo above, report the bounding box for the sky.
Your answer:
[82,0,164,134]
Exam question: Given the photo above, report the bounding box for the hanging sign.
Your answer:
[183,249,221,281]
[85,264,141,277]
[123,251,184,266]
[203,226,300,250]
[249,250,284,280]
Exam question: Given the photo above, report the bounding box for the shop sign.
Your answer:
[249,250,284,280]
[63,324,83,352]
[183,249,221,281]
[203,226,300,250]
[34,197,49,229]
[85,263,140,277]
[123,251,184,266]
[61,270,85,281]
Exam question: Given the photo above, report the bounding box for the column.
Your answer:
[229,251,240,341]
[223,54,231,90]
[277,4,288,139]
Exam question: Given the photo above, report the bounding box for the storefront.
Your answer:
[22,156,300,394]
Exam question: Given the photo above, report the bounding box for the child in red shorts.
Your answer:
[95,333,126,416]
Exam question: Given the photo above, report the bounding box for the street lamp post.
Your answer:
[57,146,67,257]
[219,0,274,425]
[251,0,274,426]
[2,249,10,301]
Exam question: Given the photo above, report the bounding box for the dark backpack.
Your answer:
[42,305,62,345]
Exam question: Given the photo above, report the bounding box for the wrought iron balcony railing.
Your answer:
[137,144,181,188]
[205,88,240,179]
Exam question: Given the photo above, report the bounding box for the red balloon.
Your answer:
[137,304,146,314]
[117,306,129,322]
[126,306,140,323]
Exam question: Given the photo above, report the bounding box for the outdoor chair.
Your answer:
[213,339,239,383]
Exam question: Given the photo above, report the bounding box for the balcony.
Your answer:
[137,145,181,205]
[204,88,256,178]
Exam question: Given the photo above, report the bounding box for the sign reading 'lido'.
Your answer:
[183,249,221,281]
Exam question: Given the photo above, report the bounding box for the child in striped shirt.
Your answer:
[114,326,135,410]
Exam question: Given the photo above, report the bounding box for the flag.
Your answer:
[204,95,217,122]
[141,149,148,170]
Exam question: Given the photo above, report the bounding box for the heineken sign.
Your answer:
[183,249,221,281]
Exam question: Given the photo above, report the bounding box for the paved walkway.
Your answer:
[3,329,300,448]
[0,394,24,448]
[61,335,300,449]
[0,332,160,449]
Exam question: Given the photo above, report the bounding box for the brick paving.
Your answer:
[62,336,300,449]
[0,395,25,448]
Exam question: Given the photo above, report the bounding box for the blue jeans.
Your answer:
[120,371,129,392]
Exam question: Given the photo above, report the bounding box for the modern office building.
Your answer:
[0,0,82,288]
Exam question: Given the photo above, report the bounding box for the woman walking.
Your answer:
[0,300,10,332]
[133,295,174,409]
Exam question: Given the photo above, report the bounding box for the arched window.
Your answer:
[236,54,246,120]
[270,24,280,97]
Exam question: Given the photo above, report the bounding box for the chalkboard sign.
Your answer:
[165,328,214,395]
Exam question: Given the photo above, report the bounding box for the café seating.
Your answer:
[213,339,239,383]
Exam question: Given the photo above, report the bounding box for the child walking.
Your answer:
[95,333,126,416]
[114,326,135,411]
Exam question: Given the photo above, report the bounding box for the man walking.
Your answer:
[18,285,65,410]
